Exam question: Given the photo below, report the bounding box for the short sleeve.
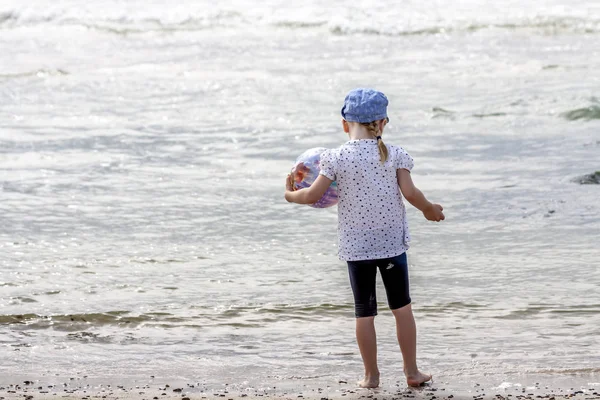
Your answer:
[392,146,414,172]
[318,149,337,181]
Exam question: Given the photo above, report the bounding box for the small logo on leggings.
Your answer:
[386,263,394,269]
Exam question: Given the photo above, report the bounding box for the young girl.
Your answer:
[284,88,445,388]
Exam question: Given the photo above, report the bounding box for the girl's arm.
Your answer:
[396,169,445,222]
[285,174,333,204]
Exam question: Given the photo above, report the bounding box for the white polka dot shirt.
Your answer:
[319,139,414,262]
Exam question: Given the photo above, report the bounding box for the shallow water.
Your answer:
[1,0,599,389]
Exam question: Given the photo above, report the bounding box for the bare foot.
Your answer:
[406,371,432,387]
[357,375,380,388]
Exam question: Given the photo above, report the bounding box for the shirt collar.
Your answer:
[346,139,378,145]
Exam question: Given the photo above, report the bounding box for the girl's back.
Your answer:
[321,139,414,261]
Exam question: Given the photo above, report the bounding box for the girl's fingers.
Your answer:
[286,174,295,191]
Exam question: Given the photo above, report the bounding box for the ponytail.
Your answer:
[360,120,388,163]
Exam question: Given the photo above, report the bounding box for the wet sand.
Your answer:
[1,375,599,400]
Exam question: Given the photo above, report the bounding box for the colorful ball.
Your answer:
[290,147,339,208]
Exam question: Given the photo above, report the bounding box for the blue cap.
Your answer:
[341,88,389,123]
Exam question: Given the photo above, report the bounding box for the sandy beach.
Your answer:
[1,374,599,400]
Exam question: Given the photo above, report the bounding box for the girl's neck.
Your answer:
[348,125,375,140]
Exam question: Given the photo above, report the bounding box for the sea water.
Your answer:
[1,0,599,391]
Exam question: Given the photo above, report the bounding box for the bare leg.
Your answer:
[355,316,380,388]
[391,304,431,387]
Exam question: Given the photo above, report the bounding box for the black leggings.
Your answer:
[347,252,411,318]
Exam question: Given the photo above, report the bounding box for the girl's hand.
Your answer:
[286,174,295,192]
[285,174,333,204]
[423,203,445,222]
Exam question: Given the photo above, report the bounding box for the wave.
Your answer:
[1,8,599,37]
[0,9,245,34]
[0,69,68,80]
[0,303,355,330]
[212,302,354,318]
[0,9,17,24]
[496,304,600,319]
[0,311,153,329]
[561,105,600,121]
[472,112,508,118]
[533,367,600,375]
[431,107,510,120]
[329,16,600,36]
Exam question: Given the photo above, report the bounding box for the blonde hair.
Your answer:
[360,120,388,163]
